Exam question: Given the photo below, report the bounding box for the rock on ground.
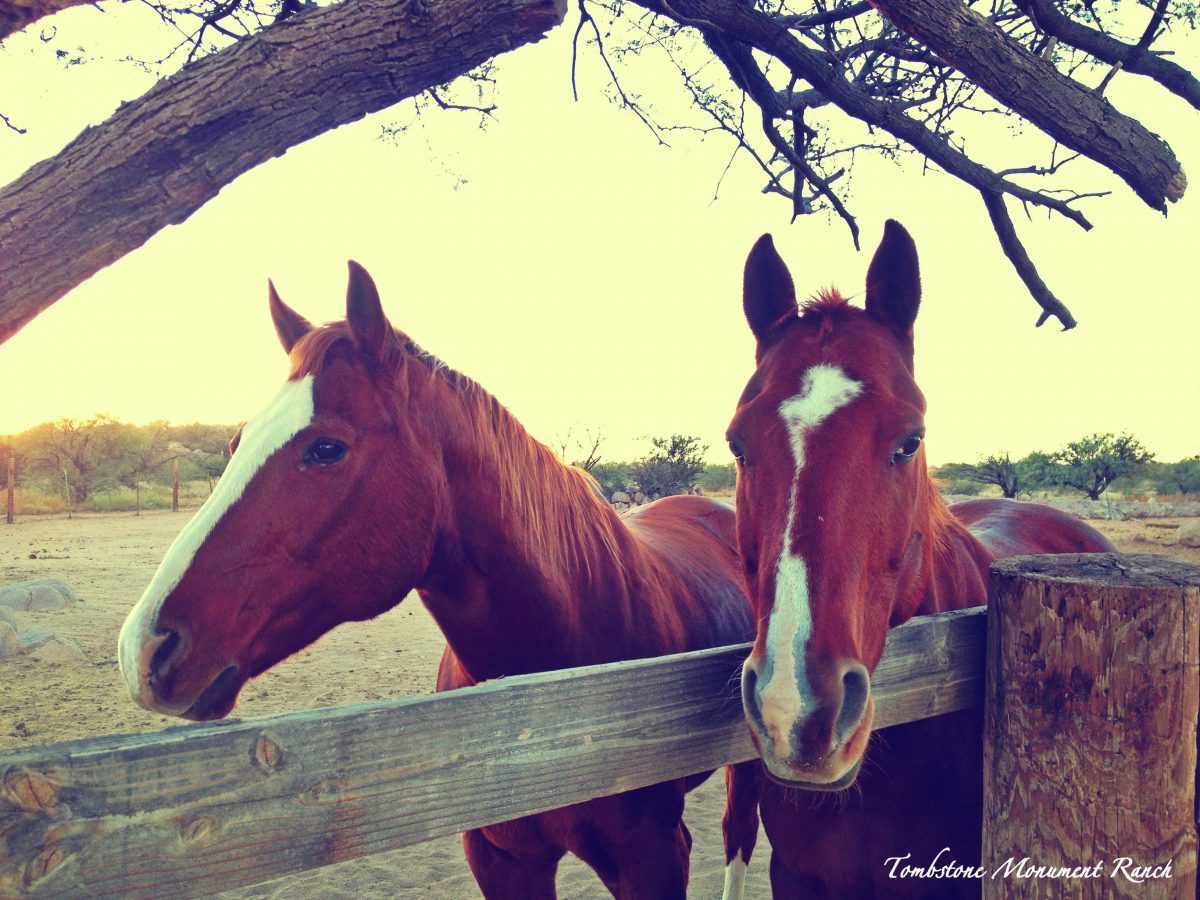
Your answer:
[0,578,80,611]
[0,621,20,658]
[1178,522,1200,548]
[19,626,86,662]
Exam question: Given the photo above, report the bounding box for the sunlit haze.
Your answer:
[1,6,1197,465]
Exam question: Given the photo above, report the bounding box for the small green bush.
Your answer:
[698,463,736,493]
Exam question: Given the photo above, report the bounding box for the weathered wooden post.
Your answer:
[983,553,1200,899]
[172,457,179,512]
[5,455,13,524]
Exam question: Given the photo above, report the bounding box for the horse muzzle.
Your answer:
[126,627,243,720]
[743,655,875,790]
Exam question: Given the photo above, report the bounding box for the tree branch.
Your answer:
[1017,0,1200,110]
[981,189,1076,330]
[0,0,98,42]
[0,0,567,344]
[575,0,665,144]
[869,0,1186,211]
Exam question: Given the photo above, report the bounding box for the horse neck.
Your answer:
[413,369,637,681]
[907,476,996,620]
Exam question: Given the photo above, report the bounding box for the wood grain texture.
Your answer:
[0,0,566,344]
[0,606,983,898]
[983,553,1200,899]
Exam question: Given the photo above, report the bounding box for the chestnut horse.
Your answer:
[118,264,760,899]
[728,221,1115,896]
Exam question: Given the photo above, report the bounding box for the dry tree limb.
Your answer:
[981,189,1077,330]
[636,0,1188,329]
[869,0,1185,211]
[1017,0,1200,110]
[0,0,567,344]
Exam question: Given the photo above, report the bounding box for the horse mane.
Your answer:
[287,322,625,583]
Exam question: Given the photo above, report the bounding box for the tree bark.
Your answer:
[0,0,97,43]
[869,0,1187,211]
[0,0,566,344]
[983,553,1199,899]
[1015,0,1200,111]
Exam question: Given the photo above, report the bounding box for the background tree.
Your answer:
[16,414,128,504]
[935,452,1044,499]
[0,0,1197,340]
[111,421,175,515]
[166,422,237,491]
[554,426,605,472]
[627,433,708,498]
[1149,456,1200,496]
[1045,432,1154,500]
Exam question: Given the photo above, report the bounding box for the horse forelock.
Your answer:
[801,285,848,314]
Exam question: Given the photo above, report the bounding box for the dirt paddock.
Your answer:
[1,509,1197,897]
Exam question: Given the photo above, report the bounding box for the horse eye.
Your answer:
[728,438,747,466]
[303,439,347,466]
[891,434,923,465]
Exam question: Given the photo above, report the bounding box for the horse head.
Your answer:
[730,220,937,788]
[118,263,447,719]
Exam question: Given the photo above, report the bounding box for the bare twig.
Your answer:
[1,111,26,135]
[428,86,497,117]
[575,0,666,144]
[981,190,1076,330]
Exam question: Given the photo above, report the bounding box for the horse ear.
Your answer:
[346,261,389,358]
[743,234,798,341]
[865,220,921,339]
[268,280,313,354]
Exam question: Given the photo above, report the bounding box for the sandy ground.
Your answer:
[0,509,770,899]
[1,509,1197,898]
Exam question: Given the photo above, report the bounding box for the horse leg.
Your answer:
[603,818,691,900]
[769,852,835,900]
[462,828,561,900]
[568,785,692,900]
[721,760,762,900]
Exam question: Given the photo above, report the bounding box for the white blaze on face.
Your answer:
[756,364,862,757]
[117,375,316,706]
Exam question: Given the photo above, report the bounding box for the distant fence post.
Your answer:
[5,455,13,524]
[983,553,1200,899]
[172,457,179,512]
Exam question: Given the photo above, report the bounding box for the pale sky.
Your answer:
[0,5,1197,465]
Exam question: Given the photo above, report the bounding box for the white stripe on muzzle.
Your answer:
[755,364,862,756]
[117,375,316,706]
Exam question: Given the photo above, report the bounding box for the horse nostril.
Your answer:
[835,663,870,745]
[741,662,768,734]
[149,630,181,683]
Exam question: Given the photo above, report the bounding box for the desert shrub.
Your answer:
[627,435,708,498]
[13,487,68,516]
[936,478,985,497]
[589,462,631,498]
[698,462,736,493]
[1149,457,1200,496]
[89,486,170,513]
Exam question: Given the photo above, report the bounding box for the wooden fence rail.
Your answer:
[0,607,985,898]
